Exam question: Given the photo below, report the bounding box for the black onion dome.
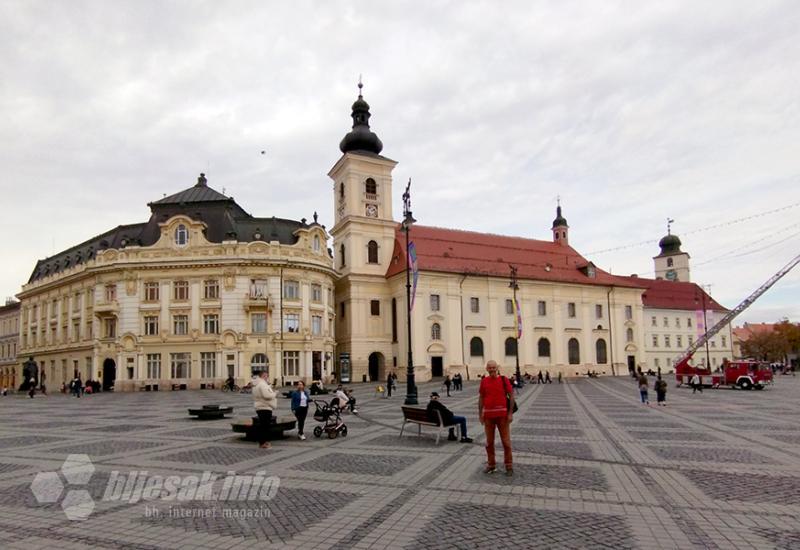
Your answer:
[339,86,383,155]
[658,233,682,255]
[551,206,568,229]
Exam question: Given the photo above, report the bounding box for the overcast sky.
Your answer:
[1,1,798,324]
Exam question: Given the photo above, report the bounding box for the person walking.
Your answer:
[691,372,703,394]
[638,371,649,405]
[386,373,393,397]
[291,381,310,440]
[537,370,544,384]
[444,375,452,397]
[655,375,667,406]
[427,392,473,442]
[557,371,563,384]
[28,377,36,399]
[478,360,514,476]
[252,367,277,449]
[72,376,83,398]
[545,371,552,384]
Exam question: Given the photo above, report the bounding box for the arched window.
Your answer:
[626,328,634,342]
[339,182,345,199]
[175,224,188,246]
[313,235,321,252]
[250,353,268,374]
[596,339,608,364]
[367,240,379,264]
[340,244,346,268]
[538,338,551,357]
[365,178,377,195]
[431,323,441,340]
[505,337,517,356]
[470,337,484,357]
[568,338,580,365]
[667,257,673,267]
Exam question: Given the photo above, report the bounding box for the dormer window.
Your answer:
[587,266,596,278]
[175,224,189,246]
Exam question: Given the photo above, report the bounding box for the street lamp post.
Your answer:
[695,287,711,370]
[509,265,522,384]
[402,180,418,405]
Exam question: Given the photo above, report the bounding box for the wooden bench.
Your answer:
[399,406,460,445]
[188,405,234,420]
[231,415,297,441]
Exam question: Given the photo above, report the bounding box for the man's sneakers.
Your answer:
[352,409,359,414]
[483,465,497,474]
[460,437,473,443]
[298,434,306,441]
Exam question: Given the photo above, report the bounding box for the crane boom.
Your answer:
[675,252,800,367]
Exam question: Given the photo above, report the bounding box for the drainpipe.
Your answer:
[459,273,468,380]
[279,266,284,387]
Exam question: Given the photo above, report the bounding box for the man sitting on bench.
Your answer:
[426,392,473,442]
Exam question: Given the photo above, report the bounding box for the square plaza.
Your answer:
[1,376,799,549]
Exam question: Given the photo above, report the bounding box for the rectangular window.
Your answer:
[283,280,300,300]
[568,302,576,318]
[687,318,692,328]
[104,318,116,338]
[173,315,188,335]
[170,352,190,379]
[712,357,717,366]
[144,282,160,301]
[430,294,440,312]
[595,304,603,319]
[675,317,681,328]
[667,358,672,367]
[312,315,322,335]
[173,281,189,301]
[311,284,322,302]
[663,317,668,327]
[505,299,514,315]
[250,279,267,299]
[283,351,300,377]
[711,340,716,348]
[654,358,660,368]
[203,314,219,334]
[676,335,683,347]
[200,352,216,378]
[144,315,159,336]
[721,336,727,347]
[538,301,546,316]
[203,280,219,299]
[370,300,380,316]
[146,353,161,379]
[340,302,346,319]
[688,335,694,345]
[105,284,117,302]
[251,313,266,333]
[664,335,671,348]
[72,321,80,342]
[625,305,632,320]
[283,313,300,332]
[470,297,479,313]
[652,335,658,347]
[651,316,657,327]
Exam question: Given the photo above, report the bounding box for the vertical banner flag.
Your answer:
[513,297,522,339]
[408,242,419,310]
[695,310,705,339]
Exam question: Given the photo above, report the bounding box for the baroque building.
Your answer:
[17,175,336,391]
[0,299,20,390]
[331,88,647,382]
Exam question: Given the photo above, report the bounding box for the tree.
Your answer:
[740,320,800,363]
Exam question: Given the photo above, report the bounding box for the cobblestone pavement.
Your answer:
[2,375,800,549]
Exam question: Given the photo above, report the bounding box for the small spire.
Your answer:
[358,74,363,97]
[557,194,561,207]
[667,218,674,235]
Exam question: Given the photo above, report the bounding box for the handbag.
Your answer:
[502,376,519,413]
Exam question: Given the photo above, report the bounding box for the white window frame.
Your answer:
[173,315,188,336]
[200,352,216,378]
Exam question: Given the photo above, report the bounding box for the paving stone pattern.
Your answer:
[2,376,800,548]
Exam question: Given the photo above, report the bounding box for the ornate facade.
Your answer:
[0,300,20,390]
[17,177,336,391]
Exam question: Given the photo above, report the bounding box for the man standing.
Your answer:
[252,367,277,449]
[386,372,393,397]
[426,392,472,442]
[690,372,703,394]
[478,360,514,476]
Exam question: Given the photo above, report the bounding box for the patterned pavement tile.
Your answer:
[471,462,609,491]
[683,470,800,505]
[647,445,776,464]
[158,445,275,466]
[47,440,166,456]
[291,452,418,476]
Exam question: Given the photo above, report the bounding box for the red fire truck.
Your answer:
[671,252,799,391]
[675,360,773,390]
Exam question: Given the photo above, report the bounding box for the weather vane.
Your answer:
[667,218,675,235]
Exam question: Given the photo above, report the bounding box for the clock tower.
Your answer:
[653,223,690,282]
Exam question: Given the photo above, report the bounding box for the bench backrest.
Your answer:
[402,406,443,425]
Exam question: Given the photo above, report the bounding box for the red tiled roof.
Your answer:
[732,322,782,342]
[384,224,646,288]
[617,277,728,312]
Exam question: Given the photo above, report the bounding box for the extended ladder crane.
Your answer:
[675,252,800,369]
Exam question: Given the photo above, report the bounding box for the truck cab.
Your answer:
[723,360,772,390]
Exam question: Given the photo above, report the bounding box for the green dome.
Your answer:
[658,233,682,255]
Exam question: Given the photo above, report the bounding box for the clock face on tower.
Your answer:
[665,269,677,281]
[365,204,378,218]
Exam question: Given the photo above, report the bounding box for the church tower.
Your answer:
[329,83,398,382]
[552,202,569,246]
[654,220,690,281]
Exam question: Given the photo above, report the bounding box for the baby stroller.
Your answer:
[312,399,348,439]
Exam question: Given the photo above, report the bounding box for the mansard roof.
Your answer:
[384,224,645,289]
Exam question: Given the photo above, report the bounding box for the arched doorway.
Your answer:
[368,352,384,382]
[102,358,116,391]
